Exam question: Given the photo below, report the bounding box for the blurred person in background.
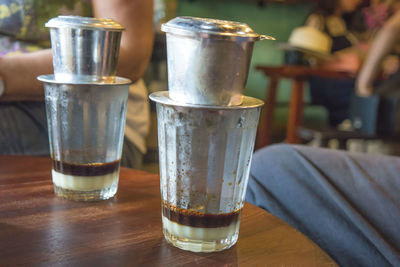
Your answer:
[304,0,364,127]
[356,4,400,135]
[0,0,154,169]
[306,0,362,54]
[358,2,400,97]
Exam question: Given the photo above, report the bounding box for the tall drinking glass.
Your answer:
[150,91,263,252]
[38,75,131,201]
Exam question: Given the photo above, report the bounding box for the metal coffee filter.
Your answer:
[46,16,125,83]
[162,16,274,106]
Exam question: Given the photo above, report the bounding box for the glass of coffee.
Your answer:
[38,76,131,201]
[150,91,263,252]
[38,16,130,201]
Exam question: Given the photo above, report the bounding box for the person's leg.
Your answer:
[309,77,327,106]
[246,144,400,267]
[325,79,355,126]
[309,78,354,126]
[120,138,143,169]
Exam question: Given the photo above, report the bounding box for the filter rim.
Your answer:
[149,91,264,110]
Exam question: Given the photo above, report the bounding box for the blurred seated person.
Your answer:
[304,0,363,127]
[0,0,154,169]
[306,0,361,55]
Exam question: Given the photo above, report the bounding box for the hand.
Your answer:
[320,50,361,73]
[356,85,374,97]
[381,55,399,77]
[356,74,374,97]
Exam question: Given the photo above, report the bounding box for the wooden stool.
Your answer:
[255,65,355,149]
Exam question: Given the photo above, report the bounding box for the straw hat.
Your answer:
[279,26,332,59]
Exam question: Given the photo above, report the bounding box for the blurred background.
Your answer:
[143,0,400,172]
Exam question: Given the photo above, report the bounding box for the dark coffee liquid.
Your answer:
[52,159,120,176]
[162,201,241,228]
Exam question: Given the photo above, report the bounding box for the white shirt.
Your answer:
[125,79,150,154]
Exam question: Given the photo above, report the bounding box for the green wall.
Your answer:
[177,0,312,102]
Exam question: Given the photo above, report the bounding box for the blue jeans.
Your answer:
[246,144,400,267]
[309,77,355,126]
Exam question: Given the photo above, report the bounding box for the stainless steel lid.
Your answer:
[161,16,274,41]
[150,91,264,110]
[46,16,125,31]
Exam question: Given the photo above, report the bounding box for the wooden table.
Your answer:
[0,156,336,266]
[255,65,356,148]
